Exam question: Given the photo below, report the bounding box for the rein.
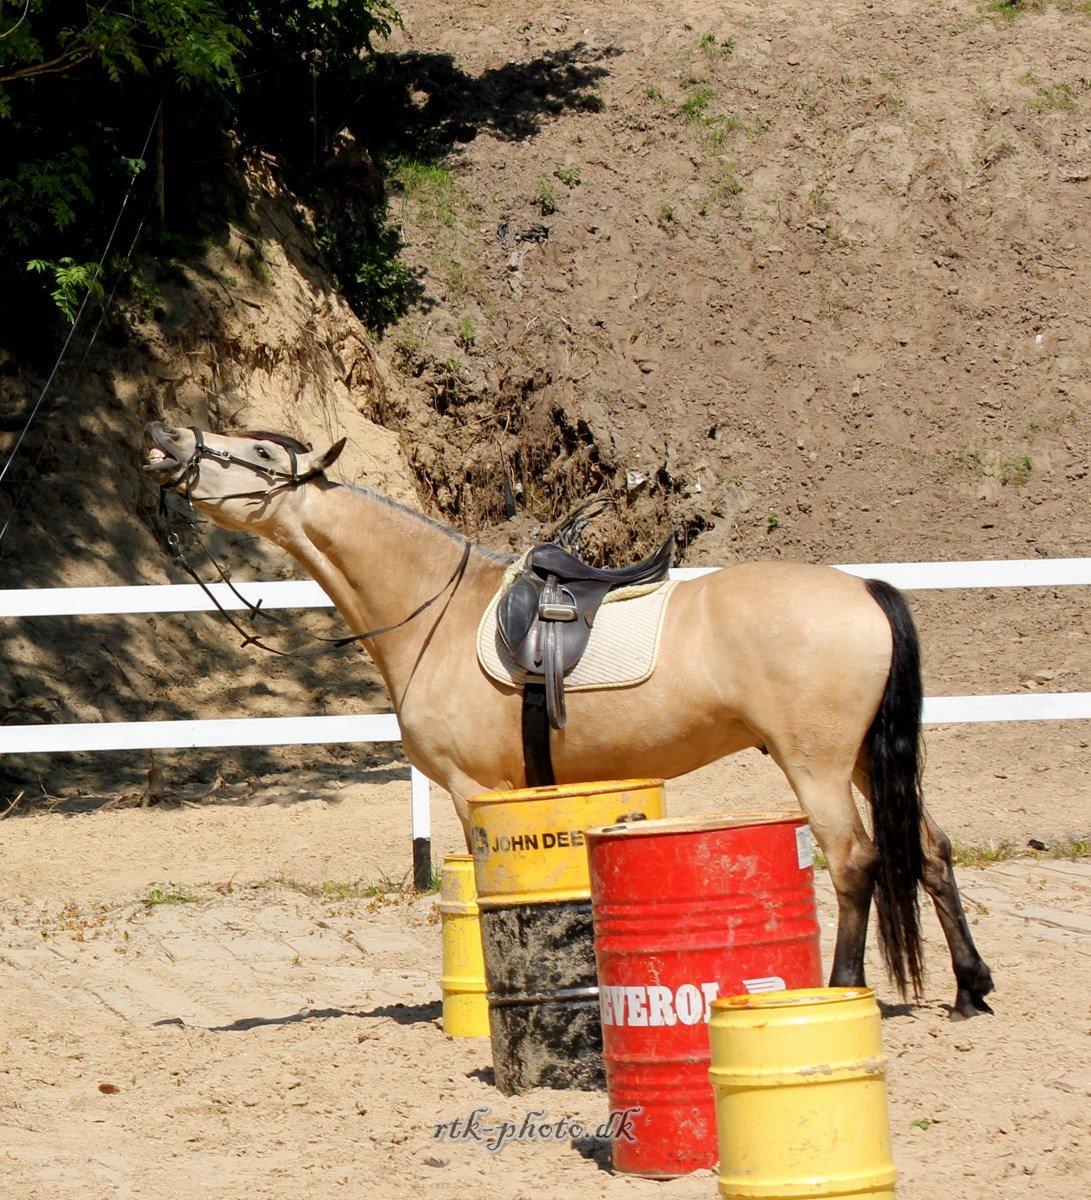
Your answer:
[156,428,471,659]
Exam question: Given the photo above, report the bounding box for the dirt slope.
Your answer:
[380,0,1090,568]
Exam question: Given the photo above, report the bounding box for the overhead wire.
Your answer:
[0,101,163,554]
[0,97,162,491]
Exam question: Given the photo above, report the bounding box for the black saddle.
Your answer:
[497,531,675,732]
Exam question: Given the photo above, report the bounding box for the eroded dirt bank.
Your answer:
[378,0,1090,570]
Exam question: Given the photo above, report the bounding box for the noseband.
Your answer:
[155,428,471,658]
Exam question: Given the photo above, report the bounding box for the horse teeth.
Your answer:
[149,448,167,462]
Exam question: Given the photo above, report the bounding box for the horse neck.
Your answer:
[280,483,500,702]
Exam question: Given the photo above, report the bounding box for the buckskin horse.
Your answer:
[142,420,995,1018]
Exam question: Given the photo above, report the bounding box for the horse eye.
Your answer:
[255,445,271,460]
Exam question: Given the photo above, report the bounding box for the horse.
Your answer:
[142,419,995,1019]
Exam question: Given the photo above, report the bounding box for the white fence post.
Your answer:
[410,766,432,891]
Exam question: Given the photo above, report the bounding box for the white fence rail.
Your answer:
[0,558,1088,618]
[1,558,1088,885]
[1,694,1089,760]
[0,714,402,755]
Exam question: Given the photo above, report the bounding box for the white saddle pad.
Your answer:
[477,579,678,692]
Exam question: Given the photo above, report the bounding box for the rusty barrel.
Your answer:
[585,813,823,1177]
[468,780,665,1096]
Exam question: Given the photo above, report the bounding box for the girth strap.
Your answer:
[521,683,555,787]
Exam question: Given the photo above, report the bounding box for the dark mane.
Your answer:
[340,483,513,566]
[233,428,312,454]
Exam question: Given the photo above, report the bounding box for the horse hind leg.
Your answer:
[781,766,878,990]
[855,764,995,1019]
[920,809,995,1019]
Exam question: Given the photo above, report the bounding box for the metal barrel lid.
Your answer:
[585,811,805,840]
[467,778,665,808]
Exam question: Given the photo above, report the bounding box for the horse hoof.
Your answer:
[966,959,996,998]
[949,986,994,1021]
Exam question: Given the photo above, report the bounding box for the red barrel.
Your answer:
[585,813,823,1178]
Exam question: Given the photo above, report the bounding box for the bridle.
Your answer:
[172,426,324,504]
[156,427,471,658]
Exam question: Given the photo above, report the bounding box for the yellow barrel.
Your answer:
[438,854,489,1037]
[468,779,665,905]
[708,987,896,1200]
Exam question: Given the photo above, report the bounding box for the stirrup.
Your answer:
[538,575,577,623]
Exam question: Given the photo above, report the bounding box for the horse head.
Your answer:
[143,421,345,531]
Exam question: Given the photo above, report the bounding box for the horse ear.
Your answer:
[311,437,347,473]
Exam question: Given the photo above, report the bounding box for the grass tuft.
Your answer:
[951,838,1089,867]
[273,870,440,899]
[456,316,476,351]
[1000,455,1033,487]
[986,0,1041,17]
[143,885,197,908]
[394,159,463,227]
[680,85,715,121]
[699,32,736,57]
[534,177,557,215]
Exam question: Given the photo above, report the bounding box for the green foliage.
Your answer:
[393,159,461,227]
[1000,455,1033,486]
[699,33,736,56]
[456,317,476,350]
[0,149,93,242]
[274,871,422,899]
[986,0,1035,16]
[352,240,416,331]
[0,1,246,105]
[142,885,196,908]
[952,838,1091,865]
[26,258,104,322]
[680,85,715,120]
[678,83,740,152]
[316,214,418,333]
[554,163,581,187]
[535,176,557,214]
[0,0,400,338]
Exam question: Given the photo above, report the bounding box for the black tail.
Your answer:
[863,578,926,998]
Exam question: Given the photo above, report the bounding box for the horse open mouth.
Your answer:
[142,431,185,484]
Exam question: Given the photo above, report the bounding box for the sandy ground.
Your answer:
[0,0,1087,1190]
[1,762,1088,1200]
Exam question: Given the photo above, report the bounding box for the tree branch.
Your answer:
[0,47,96,84]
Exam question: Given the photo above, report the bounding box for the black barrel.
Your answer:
[481,898,604,1094]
